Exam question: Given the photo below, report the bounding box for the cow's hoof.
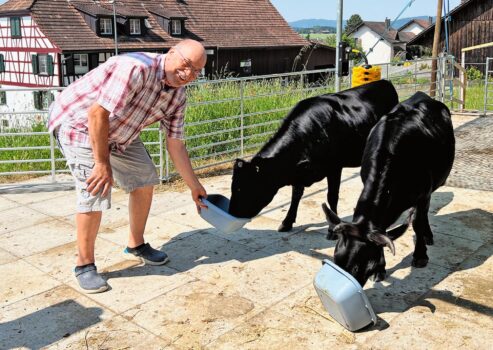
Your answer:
[412,257,429,268]
[326,229,338,240]
[278,222,293,232]
[425,236,434,245]
[370,271,386,282]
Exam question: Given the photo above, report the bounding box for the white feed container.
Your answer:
[314,259,377,331]
[199,194,251,233]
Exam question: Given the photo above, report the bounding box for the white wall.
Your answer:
[0,87,61,129]
[352,26,393,64]
[400,22,424,35]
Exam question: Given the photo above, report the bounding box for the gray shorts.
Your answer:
[58,137,160,213]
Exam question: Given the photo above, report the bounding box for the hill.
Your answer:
[289,16,434,30]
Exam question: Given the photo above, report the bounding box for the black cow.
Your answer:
[322,91,455,286]
[229,80,399,234]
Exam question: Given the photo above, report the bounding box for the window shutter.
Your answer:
[65,55,75,75]
[89,53,99,70]
[47,55,54,76]
[95,18,101,36]
[33,91,41,109]
[0,54,5,73]
[11,17,21,38]
[32,55,39,74]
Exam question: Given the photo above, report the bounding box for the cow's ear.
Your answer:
[367,231,396,256]
[322,203,341,225]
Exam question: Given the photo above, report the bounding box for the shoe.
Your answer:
[74,264,109,294]
[124,243,169,266]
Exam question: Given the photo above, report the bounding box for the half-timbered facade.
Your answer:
[0,0,334,125]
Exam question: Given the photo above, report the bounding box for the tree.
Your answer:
[345,14,363,34]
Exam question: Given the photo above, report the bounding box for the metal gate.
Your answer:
[484,57,493,116]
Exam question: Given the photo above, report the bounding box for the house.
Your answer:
[408,0,493,69]
[348,17,432,64]
[0,0,335,126]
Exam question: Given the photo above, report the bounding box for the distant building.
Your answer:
[348,17,432,64]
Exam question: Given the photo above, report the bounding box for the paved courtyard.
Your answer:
[0,116,492,349]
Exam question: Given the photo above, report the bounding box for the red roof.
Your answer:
[0,0,307,51]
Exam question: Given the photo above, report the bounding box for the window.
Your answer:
[171,20,181,35]
[74,54,89,74]
[240,59,252,74]
[0,91,6,105]
[38,55,49,75]
[33,91,54,110]
[100,18,112,35]
[129,19,141,35]
[10,17,21,38]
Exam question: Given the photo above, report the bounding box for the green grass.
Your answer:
[0,76,334,178]
[1,74,489,179]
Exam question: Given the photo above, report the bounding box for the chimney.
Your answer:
[385,17,391,29]
[428,16,433,24]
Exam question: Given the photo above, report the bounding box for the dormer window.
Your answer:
[100,18,113,35]
[129,18,141,35]
[171,19,181,35]
[148,7,187,36]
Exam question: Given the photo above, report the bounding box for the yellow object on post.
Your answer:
[351,65,381,88]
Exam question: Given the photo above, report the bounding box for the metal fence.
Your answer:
[485,58,493,116]
[0,56,457,186]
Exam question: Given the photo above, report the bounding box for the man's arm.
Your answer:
[166,137,207,212]
[86,102,113,197]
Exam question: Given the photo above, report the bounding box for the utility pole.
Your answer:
[110,0,118,55]
[430,0,443,97]
[335,0,343,92]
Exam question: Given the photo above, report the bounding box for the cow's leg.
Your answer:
[411,196,433,268]
[278,185,305,232]
[326,167,342,240]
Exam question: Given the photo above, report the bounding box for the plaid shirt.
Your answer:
[48,52,186,153]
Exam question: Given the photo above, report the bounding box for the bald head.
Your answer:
[174,39,207,67]
[164,39,207,88]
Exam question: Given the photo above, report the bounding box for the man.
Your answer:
[48,39,208,293]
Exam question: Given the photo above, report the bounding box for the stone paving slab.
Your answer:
[0,116,492,349]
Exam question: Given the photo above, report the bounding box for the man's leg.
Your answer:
[128,185,153,248]
[76,211,102,266]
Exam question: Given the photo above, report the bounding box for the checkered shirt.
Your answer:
[48,52,186,153]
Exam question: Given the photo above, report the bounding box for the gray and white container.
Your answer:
[314,259,377,331]
[199,194,251,233]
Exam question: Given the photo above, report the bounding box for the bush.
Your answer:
[466,66,483,81]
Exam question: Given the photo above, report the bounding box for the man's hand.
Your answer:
[86,161,114,197]
[191,182,208,213]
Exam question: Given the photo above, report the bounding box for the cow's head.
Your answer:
[229,158,279,218]
[322,203,410,286]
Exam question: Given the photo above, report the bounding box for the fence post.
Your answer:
[49,131,56,183]
[414,60,418,93]
[484,58,491,117]
[460,51,466,111]
[240,79,245,157]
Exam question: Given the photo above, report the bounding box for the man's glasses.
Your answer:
[174,47,202,78]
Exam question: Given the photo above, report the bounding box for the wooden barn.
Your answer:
[408,0,493,67]
[0,0,335,90]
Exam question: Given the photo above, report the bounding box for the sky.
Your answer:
[0,0,462,22]
[270,0,462,22]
